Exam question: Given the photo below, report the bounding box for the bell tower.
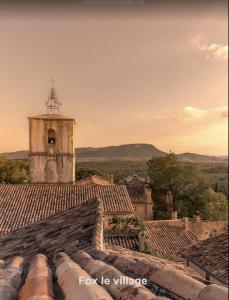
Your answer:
[28,84,75,183]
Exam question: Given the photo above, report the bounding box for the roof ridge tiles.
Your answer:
[87,247,210,300]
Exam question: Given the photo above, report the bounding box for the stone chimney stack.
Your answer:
[171,211,177,220]
[183,217,189,230]
[108,174,114,185]
[138,231,145,252]
[194,211,201,223]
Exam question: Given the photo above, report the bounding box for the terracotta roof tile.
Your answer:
[120,175,149,203]
[126,185,148,203]
[144,220,198,262]
[0,184,134,235]
[0,198,103,260]
[1,249,227,300]
[182,232,228,285]
[105,244,198,278]
[104,234,139,250]
[0,201,227,299]
[123,182,148,203]
[77,175,112,186]
[88,247,214,300]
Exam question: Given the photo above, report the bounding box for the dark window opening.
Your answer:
[48,129,56,144]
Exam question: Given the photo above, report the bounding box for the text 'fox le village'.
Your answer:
[0,86,228,300]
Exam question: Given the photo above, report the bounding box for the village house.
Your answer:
[119,174,153,221]
[182,232,228,286]
[185,211,228,240]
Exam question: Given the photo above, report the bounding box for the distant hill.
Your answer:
[0,150,29,160]
[177,152,227,163]
[77,144,166,160]
[0,144,227,164]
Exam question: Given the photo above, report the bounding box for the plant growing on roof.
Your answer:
[109,215,145,233]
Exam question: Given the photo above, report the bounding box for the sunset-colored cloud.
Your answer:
[180,105,228,122]
[181,106,207,121]
[134,105,228,124]
[190,35,228,61]
[212,105,228,118]
[205,44,228,60]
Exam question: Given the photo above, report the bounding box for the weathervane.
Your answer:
[45,78,62,114]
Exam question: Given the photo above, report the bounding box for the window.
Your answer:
[48,129,56,144]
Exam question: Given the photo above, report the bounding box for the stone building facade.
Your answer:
[119,175,153,221]
[182,213,228,240]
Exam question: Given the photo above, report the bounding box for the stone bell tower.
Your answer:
[28,84,75,183]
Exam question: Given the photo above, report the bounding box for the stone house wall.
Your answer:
[133,202,153,221]
[188,219,227,240]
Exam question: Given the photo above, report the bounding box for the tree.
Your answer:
[0,157,29,183]
[75,167,103,180]
[147,153,228,220]
[176,179,210,218]
[200,188,228,221]
[147,153,201,208]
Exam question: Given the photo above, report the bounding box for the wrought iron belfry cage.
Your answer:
[45,80,62,114]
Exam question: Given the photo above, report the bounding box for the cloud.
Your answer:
[212,105,228,118]
[181,106,207,121]
[190,35,228,61]
[180,105,228,122]
[132,105,228,124]
[133,112,175,120]
[205,44,228,60]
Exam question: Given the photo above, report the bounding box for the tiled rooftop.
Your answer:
[0,200,228,300]
[106,220,199,262]
[120,174,149,203]
[182,232,229,285]
[105,244,198,278]
[0,198,103,260]
[104,233,139,250]
[77,175,113,186]
[0,184,134,235]
[144,220,199,262]
[126,184,148,203]
[88,247,228,300]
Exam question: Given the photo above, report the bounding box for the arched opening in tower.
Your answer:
[48,129,56,144]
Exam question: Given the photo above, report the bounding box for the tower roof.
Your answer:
[28,113,75,120]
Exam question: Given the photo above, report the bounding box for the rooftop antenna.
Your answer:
[45,78,62,114]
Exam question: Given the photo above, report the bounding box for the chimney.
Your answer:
[194,211,201,223]
[183,217,189,230]
[171,211,177,220]
[109,174,114,185]
[138,231,145,252]
[144,186,152,204]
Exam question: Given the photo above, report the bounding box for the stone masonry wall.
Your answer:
[188,220,227,240]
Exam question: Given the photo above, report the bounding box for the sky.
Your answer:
[0,1,228,155]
